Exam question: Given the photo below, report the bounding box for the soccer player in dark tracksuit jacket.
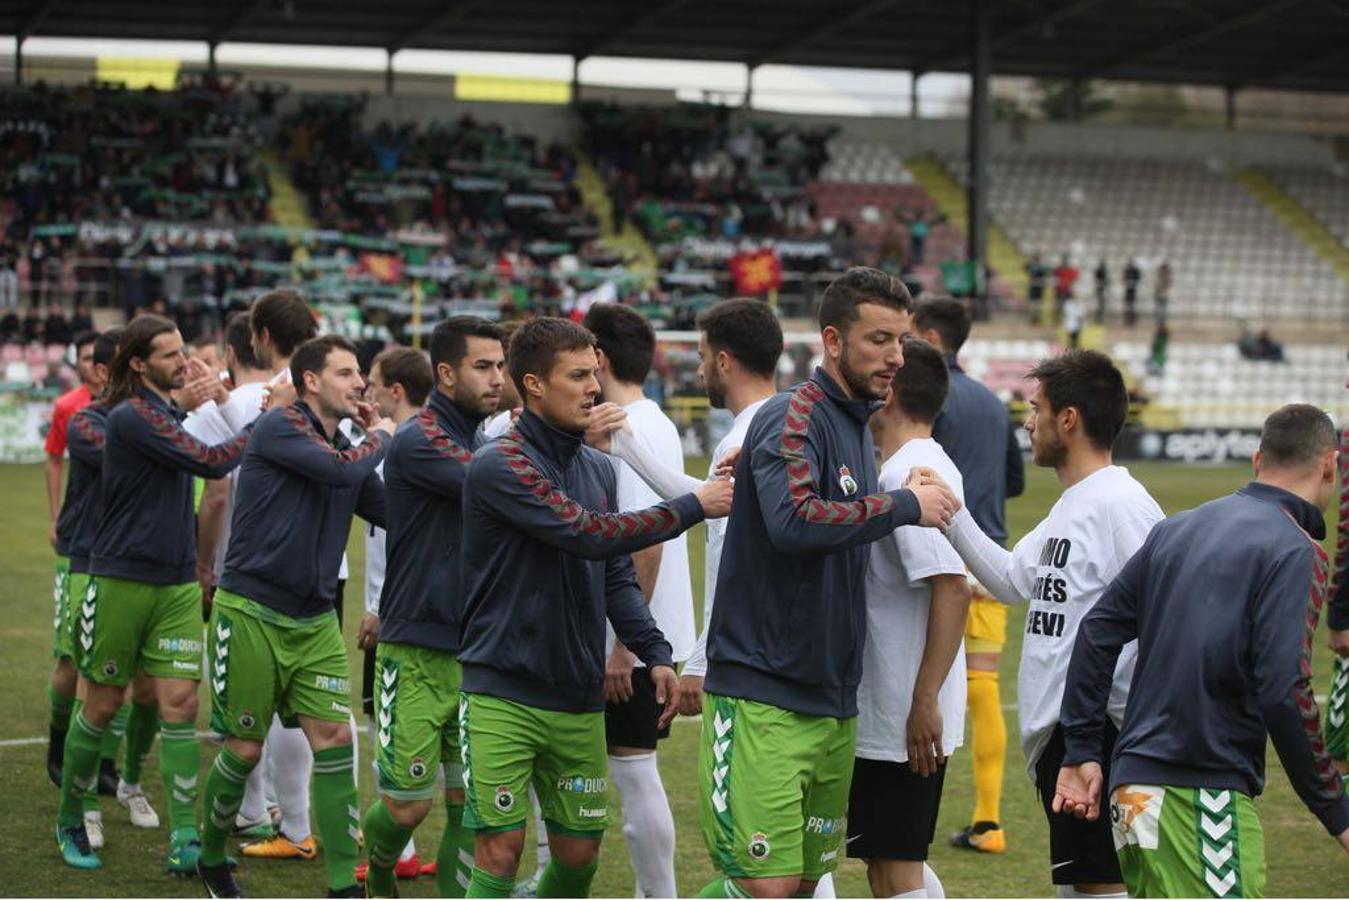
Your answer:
[1326,402,1349,771]
[1056,404,1349,898]
[197,335,394,900]
[56,316,253,875]
[697,269,958,900]
[455,318,731,899]
[360,317,506,899]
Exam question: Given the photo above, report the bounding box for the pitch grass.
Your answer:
[0,460,1345,897]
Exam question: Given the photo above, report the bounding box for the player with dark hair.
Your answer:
[926,349,1163,897]
[56,315,254,873]
[849,336,972,899]
[455,317,731,898]
[197,335,394,898]
[359,317,506,898]
[1056,403,1349,896]
[912,297,1025,855]
[249,289,319,379]
[696,268,958,899]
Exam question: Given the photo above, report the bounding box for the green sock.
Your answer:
[121,701,158,785]
[362,800,413,898]
[49,684,74,732]
[100,704,128,761]
[158,720,200,838]
[466,866,515,898]
[312,744,361,892]
[697,878,752,898]
[58,710,104,827]
[200,747,255,867]
[536,857,599,899]
[437,800,475,898]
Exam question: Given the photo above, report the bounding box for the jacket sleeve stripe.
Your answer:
[1332,427,1348,621]
[416,408,473,464]
[498,428,676,537]
[283,406,383,462]
[134,397,248,465]
[1292,520,1344,800]
[72,409,105,450]
[780,380,894,525]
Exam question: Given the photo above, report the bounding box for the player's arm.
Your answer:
[608,427,704,499]
[44,405,68,544]
[1251,545,1349,837]
[1330,429,1349,654]
[196,478,229,587]
[945,507,1026,605]
[467,447,711,561]
[750,405,949,554]
[257,408,387,488]
[399,422,473,500]
[908,571,972,777]
[359,522,384,651]
[1004,417,1026,499]
[124,398,253,478]
[605,550,680,726]
[66,408,106,467]
[354,469,387,530]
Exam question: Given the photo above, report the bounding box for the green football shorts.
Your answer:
[374,642,464,801]
[1111,783,1265,898]
[208,588,352,741]
[1326,656,1348,763]
[51,556,71,660]
[459,692,609,837]
[66,572,91,667]
[699,693,856,881]
[80,575,204,686]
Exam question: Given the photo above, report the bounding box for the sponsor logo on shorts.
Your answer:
[748,831,771,861]
[330,700,351,715]
[158,637,203,654]
[494,785,515,812]
[557,776,607,794]
[102,659,119,678]
[819,849,837,864]
[314,675,350,694]
[578,806,606,819]
[409,757,427,780]
[171,659,200,673]
[805,815,842,835]
[238,710,256,730]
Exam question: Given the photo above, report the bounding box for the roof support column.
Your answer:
[208,40,218,75]
[14,34,22,86]
[571,55,582,108]
[1224,84,1237,130]
[385,48,395,97]
[967,0,991,318]
[745,63,755,108]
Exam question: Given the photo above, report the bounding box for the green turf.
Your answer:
[1,460,1345,896]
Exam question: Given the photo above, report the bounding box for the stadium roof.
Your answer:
[4,0,1349,94]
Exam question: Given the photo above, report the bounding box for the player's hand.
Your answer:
[695,478,734,519]
[583,402,627,453]
[906,692,945,777]
[263,379,297,411]
[1329,628,1349,658]
[201,583,216,616]
[1337,826,1349,855]
[910,480,959,530]
[678,673,704,717]
[178,374,221,412]
[1052,762,1103,821]
[651,665,681,729]
[49,522,58,550]
[605,644,636,704]
[357,613,379,650]
[713,446,741,479]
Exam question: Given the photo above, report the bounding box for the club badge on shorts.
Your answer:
[837,465,858,496]
[494,784,515,812]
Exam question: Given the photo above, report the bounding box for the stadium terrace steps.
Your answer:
[903,156,1030,303]
[1235,169,1349,283]
[573,154,658,279]
[263,151,314,230]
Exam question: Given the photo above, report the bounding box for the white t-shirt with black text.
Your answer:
[856,438,968,763]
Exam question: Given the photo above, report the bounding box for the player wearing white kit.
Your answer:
[848,337,970,900]
[923,350,1163,898]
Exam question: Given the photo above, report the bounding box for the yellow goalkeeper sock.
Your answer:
[968,668,1006,825]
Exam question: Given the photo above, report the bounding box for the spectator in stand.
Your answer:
[1093,260,1109,324]
[1063,296,1086,350]
[1153,260,1172,324]
[1123,258,1141,327]
[1053,256,1079,320]
[1146,322,1169,375]
[69,303,94,335]
[0,252,17,309]
[44,305,72,348]
[1026,253,1048,324]
[909,211,930,265]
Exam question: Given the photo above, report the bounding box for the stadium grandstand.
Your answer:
[2,1,1348,897]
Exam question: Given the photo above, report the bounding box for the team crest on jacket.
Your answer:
[837,465,858,496]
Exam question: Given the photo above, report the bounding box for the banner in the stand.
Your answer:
[729,248,783,295]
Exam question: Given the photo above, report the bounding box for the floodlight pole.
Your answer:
[967,0,991,318]
[385,49,395,97]
[572,55,582,107]
[208,41,218,75]
[745,64,756,109]
[910,71,921,118]
[1224,84,1237,130]
[14,35,22,86]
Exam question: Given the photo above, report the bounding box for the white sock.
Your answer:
[266,717,313,842]
[922,864,944,899]
[1057,889,1127,899]
[349,713,360,790]
[529,785,551,874]
[812,872,836,897]
[608,752,677,898]
[238,759,270,825]
[399,837,417,862]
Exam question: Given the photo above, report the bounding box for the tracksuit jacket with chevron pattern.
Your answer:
[457,407,702,713]
[1330,426,1347,631]
[220,400,387,619]
[61,402,109,574]
[1061,482,1349,836]
[91,387,251,585]
[703,367,924,720]
[378,389,485,653]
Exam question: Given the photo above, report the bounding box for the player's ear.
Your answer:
[594,347,609,374]
[436,361,456,390]
[821,324,843,359]
[522,371,545,400]
[1251,449,1262,477]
